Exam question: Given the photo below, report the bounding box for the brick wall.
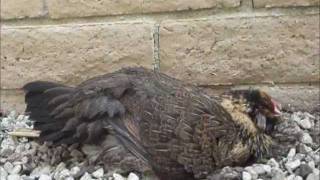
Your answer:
[1,0,319,113]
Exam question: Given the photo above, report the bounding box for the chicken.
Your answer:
[23,67,282,179]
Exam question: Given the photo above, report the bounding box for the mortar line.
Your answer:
[153,23,160,71]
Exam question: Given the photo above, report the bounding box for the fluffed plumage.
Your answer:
[23,67,281,179]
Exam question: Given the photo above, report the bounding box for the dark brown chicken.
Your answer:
[23,67,282,179]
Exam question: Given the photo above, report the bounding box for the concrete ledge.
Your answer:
[1,84,318,114]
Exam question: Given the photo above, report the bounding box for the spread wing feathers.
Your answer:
[23,77,129,145]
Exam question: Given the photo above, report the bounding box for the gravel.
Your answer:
[0,111,319,180]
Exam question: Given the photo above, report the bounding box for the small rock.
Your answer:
[30,166,52,176]
[7,174,21,180]
[294,153,306,161]
[128,172,139,180]
[4,162,14,174]
[268,158,280,168]
[92,168,104,178]
[244,166,258,179]
[38,174,52,180]
[80,173,92,180]
[300,133,313,145]
[11,165,22,175]
[294,176,303,180]
[286,174,295,180]
[288,148,297,160]
[271,168,285,180]
[1,148,14,157]
[298,144,313,154]
[113,173,125,180]
[242,171,252,180]
[308,161,316,169]
[70,167,81,176]
[58,169,71,179]
[0,167,8,180]
[296,164,313,178]
[297,117,313,129]
[70,149,83,158]
[306,172,320,180]
[286,159,301,172]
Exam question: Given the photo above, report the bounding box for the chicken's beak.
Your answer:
[271,99,282,116]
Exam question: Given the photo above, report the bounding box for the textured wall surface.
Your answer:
[1,0,319,113]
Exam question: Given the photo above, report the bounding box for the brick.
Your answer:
[47,0,240,19]
[141,0,240,13]
[1,23,154,89]
[0,90,25,114]
[0,0,44,20]
[47,0,142,19]
[159,15,320,85]
[253,0,319,8]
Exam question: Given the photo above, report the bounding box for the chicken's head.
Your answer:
[229,89,282,134]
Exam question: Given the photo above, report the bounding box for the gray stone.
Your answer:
[298,144,313,154]
[306,172,320,180]
[113,173,125,180]
[10,165,22,175]
[296,164,313,178]
[286,159,301,172]
[70,167,81,177]
[80,173,92,180]
[294,176,303,180]
[4,162,14,174]
[300,133,314,145]
[1,148,14,157]
[298,118,313,130]
[244,166,258,179]
[288,148,297,160]
[268,158,280,168]
[7,174,21,180]
[287,174,295,180]
[0,167,8,180]
[38,175,52,180]
[92,168,104,178]
[128,173,139,180]
[242,171,252,180]
[271,168,286,180]
[252,164,271,175]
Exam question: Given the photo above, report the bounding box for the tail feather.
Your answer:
[23,81,74,142]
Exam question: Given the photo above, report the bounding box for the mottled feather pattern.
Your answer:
[23,67,274,180]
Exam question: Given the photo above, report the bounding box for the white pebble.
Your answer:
[298,118,312,129]
[0,167,8,180]
[39,174,52,180]
[4,162,14,173]
[294,176,303,180]
[285,159,301,172]
[268,158,280,168]
[113,173,125,180]
[128,172,139,180]
[306,172,320,180]
[300,133,313,145]
[92,168,104,178]
[70,167,81,176]
[288,148,296,160]
[242,171,252,180]
[287,174,295,180]
[10,165,22,175]
[80,173,92,180]
[7,174,21,180]
[244,166,258,179]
